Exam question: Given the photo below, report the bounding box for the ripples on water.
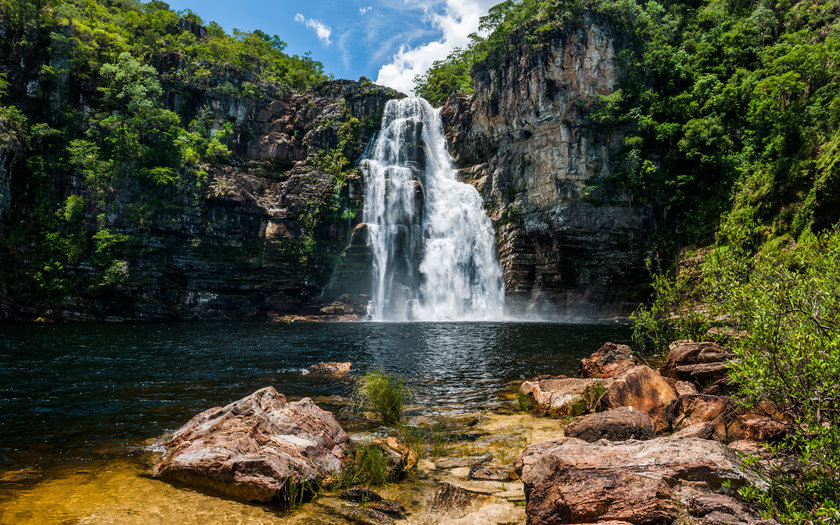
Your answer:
[0,321,630,472]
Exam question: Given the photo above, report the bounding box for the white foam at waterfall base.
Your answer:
[362,98,505,321]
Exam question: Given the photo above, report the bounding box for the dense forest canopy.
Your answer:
[0,0,330,300]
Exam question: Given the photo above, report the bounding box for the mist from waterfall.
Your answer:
[362,98,505,321]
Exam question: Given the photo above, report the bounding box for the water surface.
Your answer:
[0,321,630,476]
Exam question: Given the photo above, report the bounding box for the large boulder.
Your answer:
[564,406,655,442]
[513,436,765,525]
[520,376,608,417]
[595,366,677,432]
[660,342,735,384]
[579,343,637,379]
[153,387,351,504]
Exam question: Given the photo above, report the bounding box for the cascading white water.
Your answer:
[362,98,505,321]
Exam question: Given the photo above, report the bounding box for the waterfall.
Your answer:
[362,98,505,321]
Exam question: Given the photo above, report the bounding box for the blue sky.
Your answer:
[163,0,500,94]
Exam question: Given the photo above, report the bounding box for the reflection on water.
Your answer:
[0,321,630,476]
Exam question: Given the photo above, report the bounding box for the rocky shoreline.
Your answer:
[145,341,786,525]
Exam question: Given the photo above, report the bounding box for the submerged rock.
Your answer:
[468,465,515,482]
[513,436,763,525]
[595,365,677,432]
[579,342,637,379]
[520,376,608,417]
[564,406,655,442]
[308,361,352,376]
[153,386,351,504]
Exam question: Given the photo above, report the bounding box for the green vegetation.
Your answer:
[351,370,410,426]
[0,0,331,302]
[633,229,840,521]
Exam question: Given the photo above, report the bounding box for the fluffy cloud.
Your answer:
[375,0,498,95]
[295,12,332,46]
[359,6,372,15]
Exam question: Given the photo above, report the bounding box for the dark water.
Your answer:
[0,321,630,472]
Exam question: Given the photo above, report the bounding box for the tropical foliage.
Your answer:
[0,0,329,299]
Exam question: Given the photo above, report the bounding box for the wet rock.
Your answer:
[372,436,417,479]
[468,465,514,482]
[514,436,758,525]
[595,365,678,432]
[435,453,492,469]
[429,482,489,511]
[339,487,382,503]
[367,499,407,517]
[308,362,352,375]
[520,376,608,417]
[660,342,735,383]
[153,386,351,504]
[579,342,637,379]
[565,406,655,442]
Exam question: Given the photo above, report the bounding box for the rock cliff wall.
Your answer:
[443,14,655,319]
[0,63,397,320]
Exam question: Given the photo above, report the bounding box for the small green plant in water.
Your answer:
[517,392,531,412]
[352,370,409,426]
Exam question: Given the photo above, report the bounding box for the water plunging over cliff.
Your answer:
[362,98,505,321]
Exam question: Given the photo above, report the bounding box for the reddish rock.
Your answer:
[666,394,737,441]
[579,342,636,379]
[595,365,678,432]
[690,493,778,524]
[675,381,699,396]
[701,378,740,396]
[660,342,735,383]
[153,387,351,504]
[520,376,608,417]
[671,422,716,439]
[564,406,655,442]
[514,436,757,525]
[308,361,352,375]
[733,414,793,442]
[371,436,417,479]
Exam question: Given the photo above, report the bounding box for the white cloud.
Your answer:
[374,0,498,95]
[360,6,372,15]
[294,12,332,46]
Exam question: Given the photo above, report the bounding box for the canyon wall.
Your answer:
[0,60,396,319]
[443,14,655,318]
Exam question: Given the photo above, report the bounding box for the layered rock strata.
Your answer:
[443,14,655,319]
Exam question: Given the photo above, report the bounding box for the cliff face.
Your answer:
[1,68,396,320]
[443,14,655,318]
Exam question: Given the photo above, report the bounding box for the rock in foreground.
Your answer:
[514,436,768,525]
[153,386,351,504]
